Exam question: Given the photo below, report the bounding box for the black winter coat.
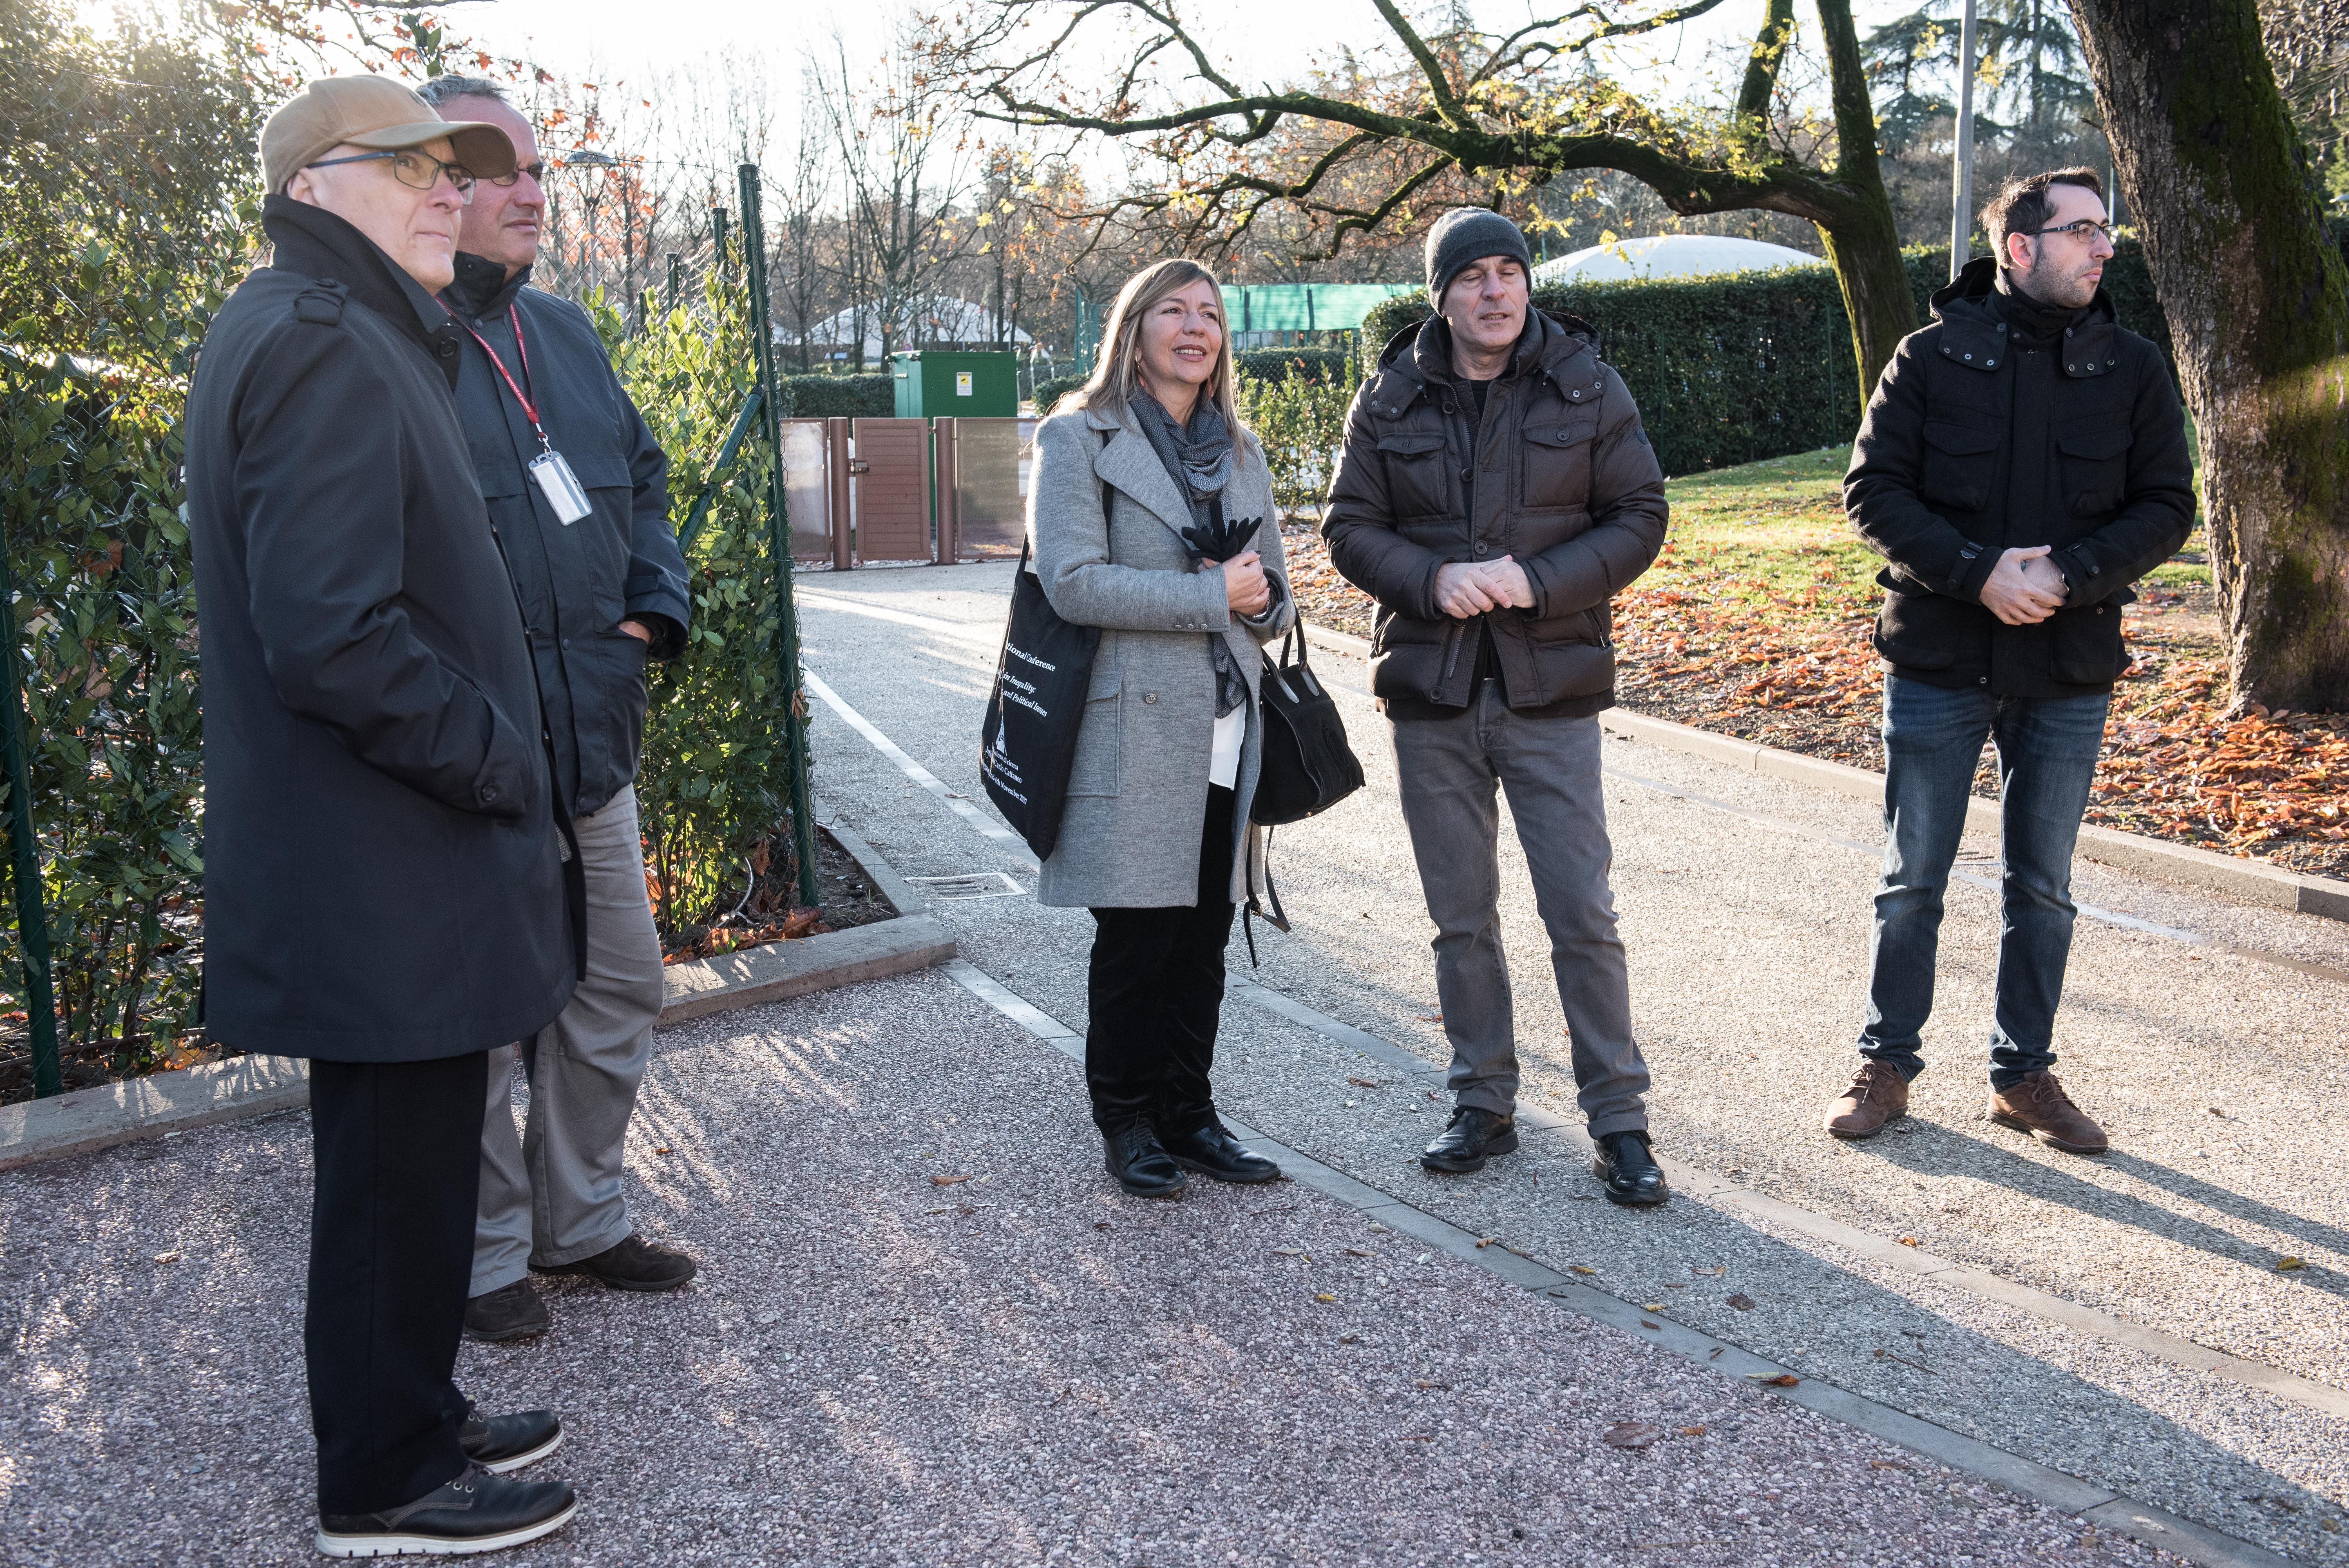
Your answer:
[185,197,576,1062]
[1846,257,2196,698]
[1323,311,1669,716]
[440,254,690,820]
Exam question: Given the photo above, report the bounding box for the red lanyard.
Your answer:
[452,304,548,445]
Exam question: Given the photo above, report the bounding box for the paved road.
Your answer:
[791,561,2348,1565]
[1,557,2337,1566]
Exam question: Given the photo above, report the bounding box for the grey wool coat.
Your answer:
[1029,401,1295,909]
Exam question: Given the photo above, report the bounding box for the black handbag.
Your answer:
[978,536,1102,860]
[1239,623,1365,965]
[1250,625,1364,826]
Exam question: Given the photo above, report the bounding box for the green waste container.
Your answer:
[890,350,1019,419]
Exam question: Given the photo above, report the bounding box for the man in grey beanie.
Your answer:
[1324,207,1672,1204]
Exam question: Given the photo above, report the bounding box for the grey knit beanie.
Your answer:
[1425,208,1533,306]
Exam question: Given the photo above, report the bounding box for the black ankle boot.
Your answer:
[1103,1123,1188,1199]
[1159,1120,1280,1184]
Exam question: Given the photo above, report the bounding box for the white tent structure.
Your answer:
[790,295,1035,360]
[1533,235,1825,287]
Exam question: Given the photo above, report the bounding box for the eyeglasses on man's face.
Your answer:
[305,149,476,203]
[483,161,549,188]
[2030,218,2114,244]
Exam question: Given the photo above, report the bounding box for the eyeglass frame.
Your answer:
[482,161,550,188]
[304,149,477,203]
[2027,218,2116,244]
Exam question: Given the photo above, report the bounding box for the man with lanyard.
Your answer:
[416,76,697,1342]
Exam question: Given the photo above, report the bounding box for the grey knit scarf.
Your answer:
[1132,391,1249,719]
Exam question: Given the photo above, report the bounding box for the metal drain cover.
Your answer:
[905,872,1026,900]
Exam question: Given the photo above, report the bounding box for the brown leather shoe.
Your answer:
[1823,1061,1910,1139]
[1988,1070,2108,1154]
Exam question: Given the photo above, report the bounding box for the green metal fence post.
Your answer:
[0,546,61,1097]
[737,163,820,911]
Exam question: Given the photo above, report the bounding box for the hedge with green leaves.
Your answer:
[1347,241,2227,476]
[780,373,894,419]
[1235,346,1354,386]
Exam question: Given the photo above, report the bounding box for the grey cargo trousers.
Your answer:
[1390,688,1651,1137]
[472,784,668,1295]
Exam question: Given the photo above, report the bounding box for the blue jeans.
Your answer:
[1860,674,2110,1088]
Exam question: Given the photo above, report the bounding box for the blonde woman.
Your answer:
[1029,259,1296,1199]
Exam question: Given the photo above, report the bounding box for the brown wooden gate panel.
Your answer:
[850,418,931,561]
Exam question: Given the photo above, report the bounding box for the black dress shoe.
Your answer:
[316,1464,577,1557]
[463,1280,550,1343]
[1159,1120,1281,1184]
[1421,1106,1518,1174]
[533,1232,697,1292]
[1103,1123,1189,1199]
[459,1403,563,1473]
[1593,1130,1670,1206]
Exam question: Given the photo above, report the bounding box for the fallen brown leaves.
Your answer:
[1278,524,2346,880]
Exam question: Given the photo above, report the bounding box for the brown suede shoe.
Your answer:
[1988,1070,2108,1154]
[1823,1061,1910,1139]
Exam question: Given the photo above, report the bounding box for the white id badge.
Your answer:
[528,449,592,525]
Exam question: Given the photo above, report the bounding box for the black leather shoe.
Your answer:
[1160,1120,1281,1184]
[459,1403,563,1473]
[1103,1123,1189,1199]
[533,1232,697,1292]
[316,1464,577,1557]
[1421,1106,1518,1174]
[1593,1130,1670,1206]
[463,1280,549,1343]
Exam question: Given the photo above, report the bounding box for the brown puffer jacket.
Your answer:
[1323,310,1669,714]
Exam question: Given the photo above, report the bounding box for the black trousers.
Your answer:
[1086,784,1238,1137]
[306,1051,486,1515]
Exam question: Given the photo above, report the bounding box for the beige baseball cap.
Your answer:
[260,76,517,194]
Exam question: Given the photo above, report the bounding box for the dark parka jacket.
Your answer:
[1323,310,1669,715]
[440,253,690,820]
[184,197,575,1062]
[1846,257,2196,696]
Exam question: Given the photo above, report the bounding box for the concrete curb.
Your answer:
[0,825,954,1172]
[0,1052,310,1174]
[1300,621,2349,925]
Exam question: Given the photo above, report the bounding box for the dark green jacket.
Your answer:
[1846,257,2196,697]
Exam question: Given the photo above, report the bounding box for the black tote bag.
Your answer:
[979,538,1102,860]
[1250,625,1364,826]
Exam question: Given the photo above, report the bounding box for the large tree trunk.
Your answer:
[2072,0,2349,711]
[1814,0,1920,400]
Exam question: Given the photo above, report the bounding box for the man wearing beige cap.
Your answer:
[184,75,583,1556]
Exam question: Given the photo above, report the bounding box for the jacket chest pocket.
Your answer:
[2056,421,2132,518]
[1520,413,1599,511]
[1919,420,1999,513]
[1376,432,1452,519]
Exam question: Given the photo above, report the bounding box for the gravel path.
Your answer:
[786,563,2349,1564]
[3,972,2183,1567]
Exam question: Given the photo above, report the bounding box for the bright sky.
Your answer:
[426,0,1924,145]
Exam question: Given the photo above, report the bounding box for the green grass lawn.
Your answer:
[1661,445,2211,594]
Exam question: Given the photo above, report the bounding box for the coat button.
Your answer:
[561,637,570,648]
[1473,544,1486,556]
[1963,353,1972,360]
[2067,363,2076,371]
[1977,677,1989,686]
[1986,359,1997,367]
[1143,692,1158,704]
[481,784,501,803]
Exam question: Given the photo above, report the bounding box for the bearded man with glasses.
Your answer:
[407,74,695,1345]
[184,76,584,1555]
[1827,168,2194,1154]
